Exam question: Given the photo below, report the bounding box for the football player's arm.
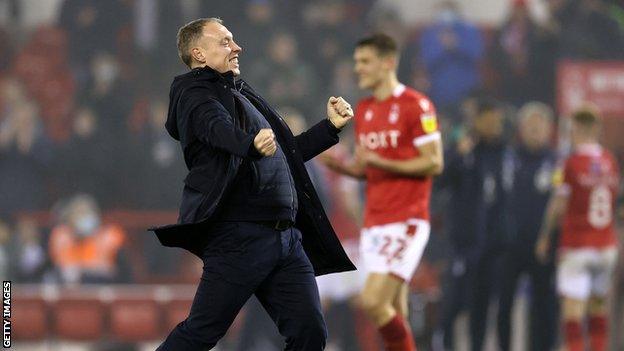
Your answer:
[535,183,570,262]
[365,133,444,177]
[319,151,366,179]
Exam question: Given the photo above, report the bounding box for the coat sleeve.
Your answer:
[185,91,259,159]
[294,119,340,162]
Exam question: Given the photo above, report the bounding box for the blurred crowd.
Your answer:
[1,0,624,350]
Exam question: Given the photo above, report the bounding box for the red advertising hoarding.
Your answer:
[557,61,624,150]
[558,61,624,116]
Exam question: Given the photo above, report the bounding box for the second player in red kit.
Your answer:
[537,106,620,351]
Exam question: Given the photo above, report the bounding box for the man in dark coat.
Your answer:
[150,18,356,350]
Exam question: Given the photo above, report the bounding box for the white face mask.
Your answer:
[438,9,458,24]
[74,214,100,237]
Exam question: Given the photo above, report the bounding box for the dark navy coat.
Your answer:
[149,66,356,276]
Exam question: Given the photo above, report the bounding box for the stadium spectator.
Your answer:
[0,93,52,216]
[246,30,320,120]
[84,52,134,133]
[55,106,104,197]
[497,102,558,351]
[235,0,276,61]
[12,217,48,283]
[419,1,483,117]
[59,0,130,66]
[547,0,624,59]
[49,194,130,284]
[129,97,185,209]
[490,0,559,106]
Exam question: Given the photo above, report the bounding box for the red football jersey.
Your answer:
[354,84,440,228]
[558,144,620,248]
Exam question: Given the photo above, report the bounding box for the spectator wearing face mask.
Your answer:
[48,194,129,284]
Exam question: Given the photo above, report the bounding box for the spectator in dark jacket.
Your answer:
[436,98,509,350]
[491,0,559,106]
[497,102,559,351]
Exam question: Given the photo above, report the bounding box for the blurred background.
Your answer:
[1,0,623,350]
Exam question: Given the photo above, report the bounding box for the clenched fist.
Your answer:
[327,96,354,129]
[254,128,277,156]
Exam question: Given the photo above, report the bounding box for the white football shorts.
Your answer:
[557,246,618,300]
[359,218,430,281]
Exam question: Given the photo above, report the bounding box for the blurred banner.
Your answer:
[557,61,624,117]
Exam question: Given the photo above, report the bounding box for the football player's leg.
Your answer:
[360,273,404,326]
[587,248,618,351]
[392,282,409,319]
[561,297,587,351]
[360,273,415,351]
[558,250,591,351]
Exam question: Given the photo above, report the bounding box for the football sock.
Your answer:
[378,314,417,351]
[589,315,607,351]
[563,320,584,351]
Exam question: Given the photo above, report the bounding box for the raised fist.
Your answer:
[254,128,277,156]
[327,96,354,129]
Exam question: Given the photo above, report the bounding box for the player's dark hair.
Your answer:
[356,33,398,56]
[177,17,223,68]
[572,106,601,127]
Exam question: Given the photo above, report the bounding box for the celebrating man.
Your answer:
[150,18,355,350]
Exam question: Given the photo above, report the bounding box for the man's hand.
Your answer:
[317,152,341,170]
[354,145,379,167]
[535,234,551,264]
[456,134,474,156]
[327,96,354,129]
[254,128,277,157]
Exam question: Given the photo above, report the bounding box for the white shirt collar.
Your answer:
[392,83,406,98]
[576,143,602,156]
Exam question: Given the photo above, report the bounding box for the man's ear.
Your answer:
[383,55,398,71]
[191,47,205,64]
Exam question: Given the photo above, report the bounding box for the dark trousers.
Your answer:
[439,255,473,350]
[469,247,503,351]
[497,248,558,351]
[157,221,327,351]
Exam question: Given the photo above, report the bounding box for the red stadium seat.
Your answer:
[110,298,161,341]
[53,298,105,340]
[12,297,48,340]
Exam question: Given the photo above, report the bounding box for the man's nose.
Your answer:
[232,41,242,53]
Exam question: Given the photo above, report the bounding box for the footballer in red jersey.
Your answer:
[536,106,620,351]
[322,34,443,351]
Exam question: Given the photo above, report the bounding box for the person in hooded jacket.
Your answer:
[150,18,355,351]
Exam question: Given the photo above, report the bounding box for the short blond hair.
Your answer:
[177,17,222,68]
